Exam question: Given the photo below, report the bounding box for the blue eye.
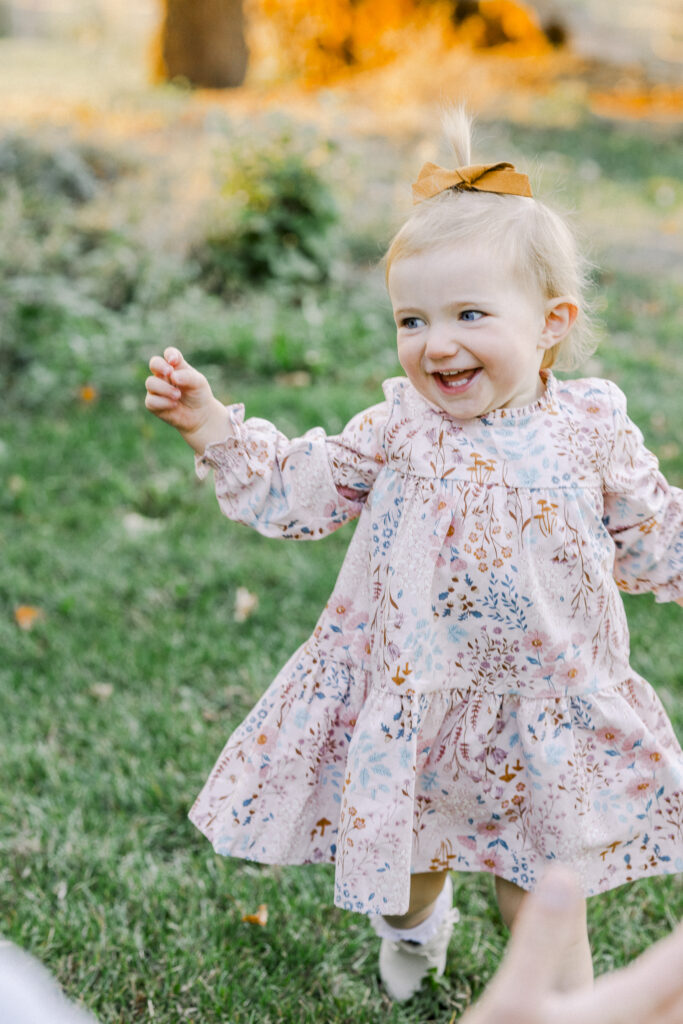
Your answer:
[400,316,424,329]
[461,310,484,321]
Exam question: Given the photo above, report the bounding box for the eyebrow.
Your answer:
[393,299,490,315]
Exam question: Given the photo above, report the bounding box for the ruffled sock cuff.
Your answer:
[371,875,455,944]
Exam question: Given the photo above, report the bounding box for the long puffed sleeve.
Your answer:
[194,395,391,539]
[602,383,683,601]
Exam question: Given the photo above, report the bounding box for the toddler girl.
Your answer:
[145,110,683,1002]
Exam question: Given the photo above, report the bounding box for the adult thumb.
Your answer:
[495,866,583,998]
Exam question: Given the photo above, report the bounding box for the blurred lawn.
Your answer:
[1,107,682,1024]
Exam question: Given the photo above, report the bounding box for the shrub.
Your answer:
[193,125,340,295]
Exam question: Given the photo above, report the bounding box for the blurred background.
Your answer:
[1,3,682,1023]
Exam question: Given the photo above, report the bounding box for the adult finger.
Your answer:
[578,919,683,1024]
[494,866,582,997]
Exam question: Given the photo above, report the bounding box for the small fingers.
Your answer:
[149,354,174,380]
[145,375,181,401]
[145,392,177,413]
[164,346,186,368]
[168,367,203,389]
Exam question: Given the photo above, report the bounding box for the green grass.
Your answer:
[1,113,682,1023]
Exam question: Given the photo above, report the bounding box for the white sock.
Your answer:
[371,876,455,944]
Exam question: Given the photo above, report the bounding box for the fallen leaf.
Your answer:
[89,682,114,701]
[79,385,99,403]
[14,605,45,630]
[234,586,259,622]
[242,904,268,926]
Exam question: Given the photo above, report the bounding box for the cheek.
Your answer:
[397,345,422,379]
[396,339,411,368]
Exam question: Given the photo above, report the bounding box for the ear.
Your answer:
[539,297,578,350]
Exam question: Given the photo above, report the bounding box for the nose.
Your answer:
[424,323,460,362]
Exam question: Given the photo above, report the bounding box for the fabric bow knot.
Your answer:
[411,161,533,203]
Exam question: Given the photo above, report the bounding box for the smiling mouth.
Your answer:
[433,368,482,392]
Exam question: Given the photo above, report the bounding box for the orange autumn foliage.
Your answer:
[590,84,683,122]
[249,0,549,84]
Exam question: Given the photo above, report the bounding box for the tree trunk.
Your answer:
[156,0,248,88]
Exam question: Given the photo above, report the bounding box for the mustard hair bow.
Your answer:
[411,161,533,202]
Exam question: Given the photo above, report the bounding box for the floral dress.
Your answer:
[188,372,683,916]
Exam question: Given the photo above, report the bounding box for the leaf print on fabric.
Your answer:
[346,732,392,799]
[481,573,533,631]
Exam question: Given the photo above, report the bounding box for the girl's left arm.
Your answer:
[603,383,683,603]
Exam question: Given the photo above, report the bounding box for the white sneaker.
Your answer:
[378,876,459,1002]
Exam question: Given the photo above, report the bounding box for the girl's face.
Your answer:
[388,241,575,420]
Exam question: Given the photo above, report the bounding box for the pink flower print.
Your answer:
[476,819,505,839]
[556,660,587,688]
[595,726,625,747]
[327,596,366,633]
[254,728,278,756]
[477,849,504,873]
[626,776,656,800]
[458,834,477,852]
[636,747,663,770]
[522,629,550,652]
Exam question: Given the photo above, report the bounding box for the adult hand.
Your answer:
[461,866,683,1024]
[0,941,97,1023]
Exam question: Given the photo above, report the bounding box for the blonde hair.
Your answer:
[384,109,597,371]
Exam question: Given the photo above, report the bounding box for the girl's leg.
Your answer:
[383,870,450,930]
[494,875,593,991]
[375,871,457,1001]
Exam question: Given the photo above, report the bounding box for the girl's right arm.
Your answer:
[145,346,233,455]
[145,348,393,540]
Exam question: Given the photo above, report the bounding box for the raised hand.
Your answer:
[145,347,232,453]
